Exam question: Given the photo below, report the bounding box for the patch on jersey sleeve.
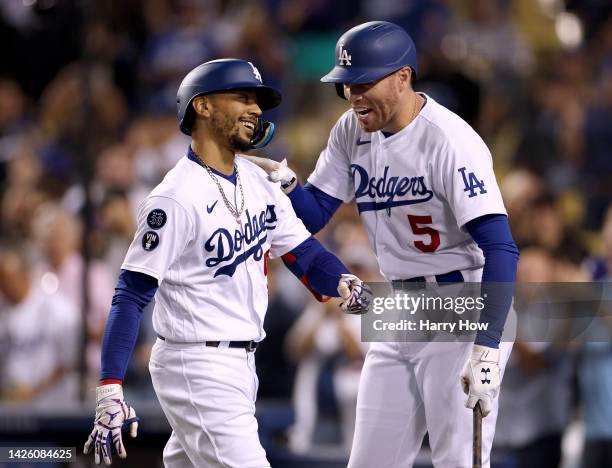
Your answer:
[142,231,160,251]
[147,209,167,229]
[458,167,487,198]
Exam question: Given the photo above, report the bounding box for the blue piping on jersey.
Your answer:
[187,146,237,185]
[420,93,428,107]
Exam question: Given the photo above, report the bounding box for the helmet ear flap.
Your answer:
[249,118,275,150]
[180,96,204,136]
[335,83,345,100]
[181,107,195,136]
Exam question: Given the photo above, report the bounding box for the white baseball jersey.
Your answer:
[308,93,507,280]
[122,154,311,343]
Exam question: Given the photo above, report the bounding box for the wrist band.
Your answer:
[281,177,297,192]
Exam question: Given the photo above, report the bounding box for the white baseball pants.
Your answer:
[149,338,270,468]
[347,340,513,468]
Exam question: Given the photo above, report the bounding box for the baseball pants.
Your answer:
[149,338,270,468]
[347,340,513,468]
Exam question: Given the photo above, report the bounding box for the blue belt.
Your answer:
[392,270,464,288]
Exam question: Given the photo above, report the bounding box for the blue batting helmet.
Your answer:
[176,58,282,136]
[321,21,418,99]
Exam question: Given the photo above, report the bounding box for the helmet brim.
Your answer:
[253,86,282,111]
[182,83,282,111]
[320,65,401,85]
[321,66,406,100]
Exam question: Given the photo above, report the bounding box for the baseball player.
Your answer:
[83,58,371,467]
[246,22,519,468]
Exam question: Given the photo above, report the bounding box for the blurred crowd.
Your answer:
[0,0,611,466]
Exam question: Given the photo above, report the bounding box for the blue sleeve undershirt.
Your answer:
[286,182,342,234]
[286,183,518,347]
[281,237,349,298]
[466,214,519,348]
[100,209,516,380]
[100,269,158,381]
[100,235,351,380]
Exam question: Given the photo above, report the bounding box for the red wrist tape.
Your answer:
[99,379,123,385]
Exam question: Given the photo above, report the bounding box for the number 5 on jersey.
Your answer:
[407,215,440,253]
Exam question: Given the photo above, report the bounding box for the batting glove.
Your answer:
[242,155,297,192]
[460,344,501,417]
[337,274,372,315]
[83,384,139,465]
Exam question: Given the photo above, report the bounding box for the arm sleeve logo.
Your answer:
[147,209,167,229]
[142,231,160,251]
[458,167,487,198]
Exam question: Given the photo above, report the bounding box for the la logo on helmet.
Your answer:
[338,45,351,66]
[248,62,262,82]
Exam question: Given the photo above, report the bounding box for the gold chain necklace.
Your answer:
[193,153,244,224]
[410,93,420,124]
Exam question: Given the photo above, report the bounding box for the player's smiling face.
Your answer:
[207,90,261,152]
[344,68,409,133]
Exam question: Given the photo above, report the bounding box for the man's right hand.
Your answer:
[83,384,139,465]
[460,345,501,417]
[242,156,297,192]
[338,274,372,315]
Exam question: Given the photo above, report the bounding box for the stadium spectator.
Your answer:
[0,246,79,403]
[31,205,114,389]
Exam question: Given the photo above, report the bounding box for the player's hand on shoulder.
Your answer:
[337,273,372,315]
[241,154,279,174]
[460,344,501,417]
[84,384,139,465]
[241,155,297,192]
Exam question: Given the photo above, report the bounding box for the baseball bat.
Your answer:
[473,402,483,468]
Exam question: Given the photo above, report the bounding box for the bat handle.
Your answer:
[473,402,483,468]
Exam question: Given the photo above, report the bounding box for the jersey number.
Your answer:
[407,215,440,253]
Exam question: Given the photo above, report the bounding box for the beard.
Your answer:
[210,110,251,152]
[229,134,252,152]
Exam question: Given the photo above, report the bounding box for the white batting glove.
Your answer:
[337,273,372,315]
[242,155,297,192]
[460,345,501,417]
[83,384,139,465]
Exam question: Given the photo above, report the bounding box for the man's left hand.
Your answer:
[460,344,500,417]
[83,384,139,465]
[242,155,297,192]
